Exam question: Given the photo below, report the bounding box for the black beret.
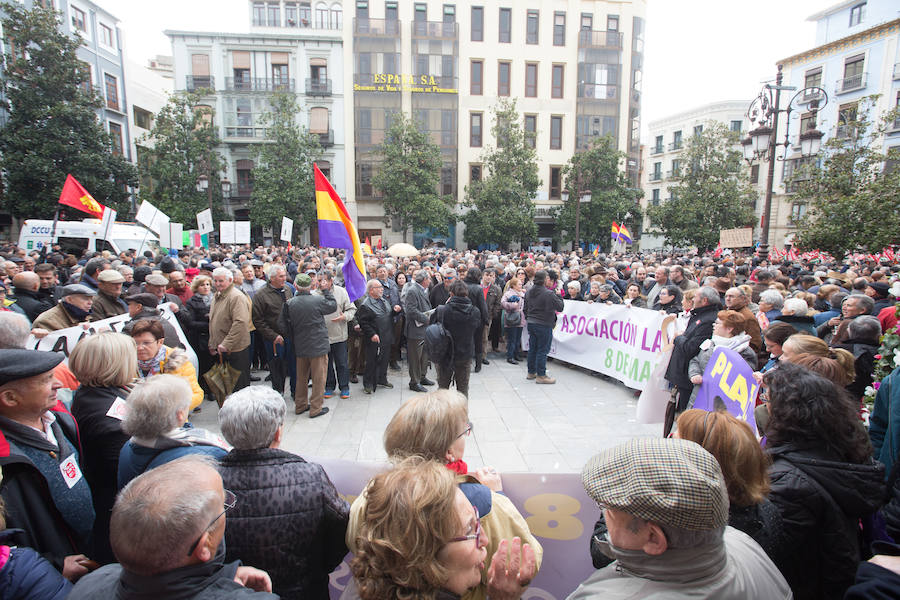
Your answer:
[125,293,159,308]
[0,350,64,386]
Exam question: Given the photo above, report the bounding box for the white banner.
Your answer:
[549,301,666,390]
[26,306,198,373]
[135,200,169,235]
[280,217,293,242]
[196,209,214,235]
[219,221,235,244]
[235,221,251,244]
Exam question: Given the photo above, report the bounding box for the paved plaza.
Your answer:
[192,353,659,473]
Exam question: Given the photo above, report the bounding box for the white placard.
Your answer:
[196,209,213,235]
[99,208,116,241]
[135,200,169,235]
[169,223,184,249]
[158,222,170,248]
[219,221,236,244]
[280,217,293,242]
[235,221,251,244]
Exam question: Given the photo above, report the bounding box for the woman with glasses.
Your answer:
[651,284,682,314]
[346,390,543,600]
[352,457,535,600]
[129,318,204,412]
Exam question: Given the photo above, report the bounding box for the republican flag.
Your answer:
[59,174,105,219]
[314,164,366,301]
[592,246,599,257]
[617,224,633,245]
[611,222,620,240]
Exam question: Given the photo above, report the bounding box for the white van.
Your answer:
[18,219,160,256]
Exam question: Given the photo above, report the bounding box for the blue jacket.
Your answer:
[870,366,900,478]
[118,440,227,490]
[0,541,71,600]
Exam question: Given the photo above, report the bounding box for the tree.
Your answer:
[249,93,321,239]
[552,136,642,248]
[793,96,900,256]
[462,99,539,249]
[647,123,755,250]
[371,112,450,242]
[140,91,225,226]
[0,2,137,219]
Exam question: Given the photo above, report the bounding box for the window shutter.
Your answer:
[232,51,251,69]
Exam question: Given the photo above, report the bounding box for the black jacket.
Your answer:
[10,287,54,322]
[834,337,879,401]
[768,443,885,600]
[71,385,131,564]
[218,448,349,600]
[356,297,394,342]
[186,293,212,350]
[465,279,490,327]
[524,284,564,328]
[665,302,718,393]
[429,283,451,309]
[432,296,481,361]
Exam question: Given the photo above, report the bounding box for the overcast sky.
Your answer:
[97,0,836,138]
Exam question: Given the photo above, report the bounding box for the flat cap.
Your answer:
[0,349,64,386]
[125,293,158,308]
[867,281,890,296]
[97,270,125,284]
[61,283,97,298]
[198,261,213,271]
[581,437,728,531]
[144,274,169,287]
[294,273,312,287]
[249,259,264,267]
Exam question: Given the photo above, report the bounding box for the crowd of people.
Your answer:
[0,239,899,598]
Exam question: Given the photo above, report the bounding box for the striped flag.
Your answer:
[314,164,366,301]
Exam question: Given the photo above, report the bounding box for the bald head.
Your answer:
[12,271,39,292]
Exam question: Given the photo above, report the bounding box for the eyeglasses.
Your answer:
[448,506,481,544]
[456,421,473,439]
[134,339,161,348]
[186,489,237,556]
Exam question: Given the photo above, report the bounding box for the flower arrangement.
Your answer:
[864,303,900,406]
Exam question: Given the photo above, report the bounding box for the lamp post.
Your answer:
[742,64,827,259]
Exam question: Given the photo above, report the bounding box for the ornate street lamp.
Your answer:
[742,64,827,258]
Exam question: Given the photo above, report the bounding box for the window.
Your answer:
[104,73,119,111]
[300,1,312,24]
[553,12,566,46]
[100,24,114,47]
[237,160,255,196]
[750,164,760,184]
[651,162,662,180]
[78,61,92,95]
[108,122,123,155]
[316,2,328,27]
[414,2,426,21]
[443,5,455,23]
[651,188,660,206]
[849,2,865,26]
[730,120,742,133]
[470,60,483,95]
[790,202,807,223]
[549,115,562,149]
[71,6,86,32]
[693,124,703,137]
[285,2,298,26]
[470,112,482,147]
[549,166,562,199]
[551,64,564,98]
[499,8,511,43]
[331,4,342,28]
[670,159,681,176]
[524,114,536,148]
[271,52,289,87]
[804,67,822,90]
[526,10,538,44]
[837,102,858,137]
[580,13,592,30]
[841,54,865,91]
[470,164,482,183]
[799,111,815,135]
[525,63,537,97]
[607,15,618,31]
[252,1,266,25]
[441,165,454,196]
[653,135,663,153]
[268,2,281,25]
[384,1,397,21]
[672,130,682,149]
[498,61,510,96]
[356,1,368,18]
[471,6,483,41]
[310,107,329,138]
[133,106,152,129]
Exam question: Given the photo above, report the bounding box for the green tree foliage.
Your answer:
[462,99,539,249]
[249,93,321,239]
[140,91,225,226]
[794,96,900,256]
[647,123,755,250]
[371,112,450,242]
[552,136,642,248]
[0,2,137,218]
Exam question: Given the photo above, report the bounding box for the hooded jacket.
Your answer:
[434,296,481,362]
[768,443,885,600]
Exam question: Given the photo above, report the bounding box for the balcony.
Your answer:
[411,20,458,38]
[577,29,623,49]
[186,75,214,91]
[650,145,664,155]
[666,170,681,180]
[225,78,295,92]
[835,72,867,94]
[797,88,824,105]
[648,172,663,182]
[305,78,332,96]
[578,82,618,100]
[668,141,683,151]
[354,17,400,36]
[316,129,334,147]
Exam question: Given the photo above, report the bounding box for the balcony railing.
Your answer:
[577,29,623,49]
[578,82,618,100]
[648,172,663,182]
[798,88,824,104]
[835,72,867,94]
[305,78,332,95]
[411,20,458,38]
[316,129,334,147]
[668,141,683,151]
[186,75,214,91]
[354,17,400,36]
[225,77,295,92]
[666,170,681,180]
[650,145,664,155]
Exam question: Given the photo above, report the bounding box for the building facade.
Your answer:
[167,0,346,240]
[639,101,753,250]
[344,0,646,248]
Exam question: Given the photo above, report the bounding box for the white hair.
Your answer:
[121,375,192,439]
[760,289,784,309]
[218,386,286,450]
[782,297,808,316]
[212,267,233,281]
[0,312,31,349]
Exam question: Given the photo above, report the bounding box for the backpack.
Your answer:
[425,306,454,366]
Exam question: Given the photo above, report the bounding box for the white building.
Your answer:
[125,59,173,183]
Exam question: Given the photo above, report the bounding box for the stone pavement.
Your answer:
[191,352,659,473]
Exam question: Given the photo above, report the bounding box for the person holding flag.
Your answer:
[314,164,366,303]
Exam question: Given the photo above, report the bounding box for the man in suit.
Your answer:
[403,270,435,392]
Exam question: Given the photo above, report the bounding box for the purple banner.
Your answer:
[693,346,759,431]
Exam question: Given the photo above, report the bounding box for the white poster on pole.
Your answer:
[219,221,236,244]
[280,217,293,242]
[158,222,170,248]
[196,209,214,235]
[168,223,184,249]
[135,200,169,235]
[99,208,116,243]
[235,221,251,244]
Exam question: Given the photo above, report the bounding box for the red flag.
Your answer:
[713,242,722,258]
[58,174,105,219]
[376,237,382,250]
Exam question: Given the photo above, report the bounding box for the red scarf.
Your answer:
[445,459,468,475]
